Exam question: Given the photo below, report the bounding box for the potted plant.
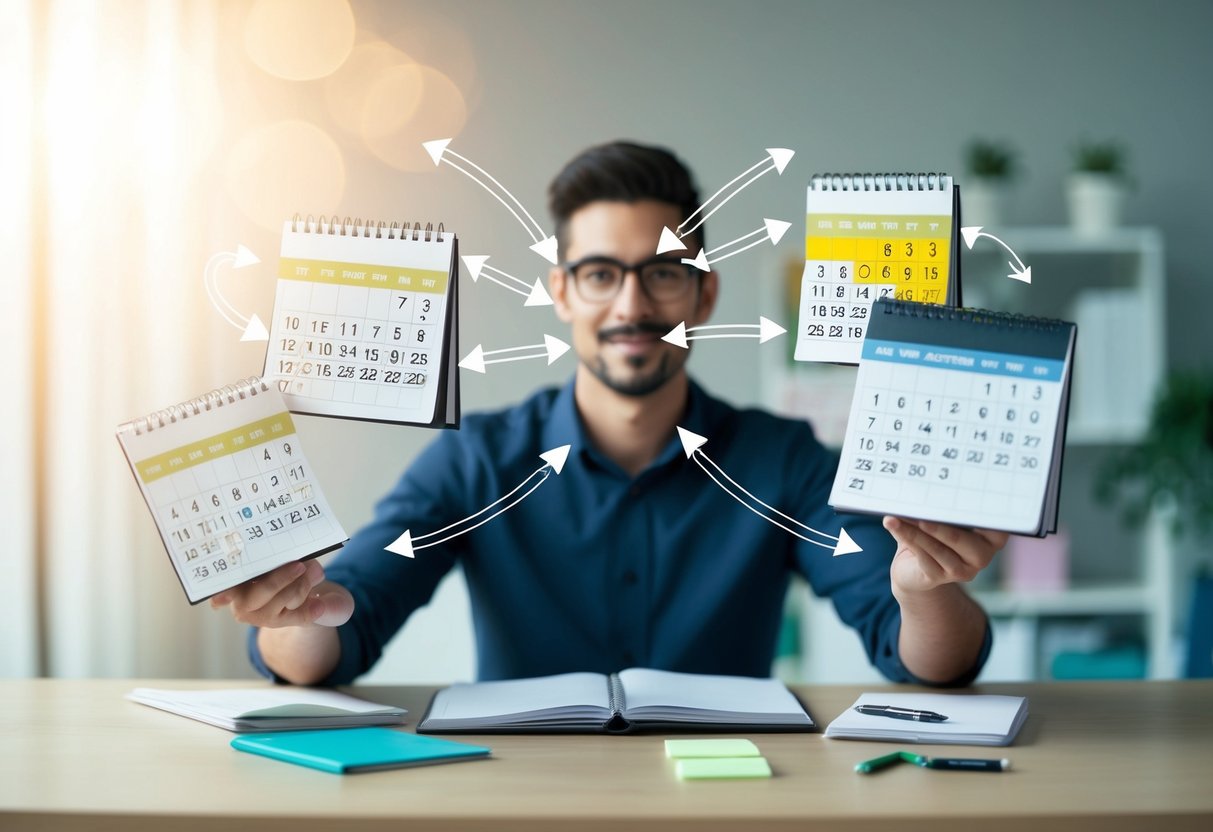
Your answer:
[1067,139,1130,233]
[963,138,1019,227]
[1095,369,1213,536]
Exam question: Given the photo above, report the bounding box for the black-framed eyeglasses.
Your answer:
[562,255,699,304]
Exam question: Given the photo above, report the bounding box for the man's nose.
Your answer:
[611,270,655,316]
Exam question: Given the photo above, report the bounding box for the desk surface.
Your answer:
[1,679,1211,832]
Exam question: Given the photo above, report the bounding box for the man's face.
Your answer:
[550,200,718,397]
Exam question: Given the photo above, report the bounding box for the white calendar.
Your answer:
[117,378,347,604]
[265,217,459,427]
[830,300,1076,536]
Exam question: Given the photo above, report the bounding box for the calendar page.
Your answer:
[830,300,1075,536]
[265,218,459,427]
[794,174,959,365]
[117,379,348,604]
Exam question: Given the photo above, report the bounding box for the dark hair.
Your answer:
[548,141,703,260]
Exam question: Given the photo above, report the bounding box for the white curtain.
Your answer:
[1,0,255,678]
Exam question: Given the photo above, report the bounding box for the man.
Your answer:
[213,141,1004,687]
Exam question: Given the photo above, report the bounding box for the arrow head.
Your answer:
[544,334,570,365]
[539,444,572,475]
[763,218,792,245]
[461,255,489,282]
[766,147,795,174]
[681,248,710,272]
[961,226,983,250]
[233,244,260,269]
[1009,264,1032,284]
[459,344,486,373]
[676,426,708,458]
[758,316,786,343]
[422,138,451,166]
[240,313,269,342]
[662,321,689,349]
[833,527,863,557]
[524,278,554,307]
[656,226,687,254]
[530,235,559,265]
[385,529,415,558]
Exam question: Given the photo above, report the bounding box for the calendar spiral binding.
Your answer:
[809,172,952,192]
[290,214,447,243]
[876,298,1070,333]
[123,377,270,436]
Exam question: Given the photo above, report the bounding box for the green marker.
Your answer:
[854,751,904,774]
[899,751,930,767]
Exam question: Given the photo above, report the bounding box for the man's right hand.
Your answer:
[210,560,354,629]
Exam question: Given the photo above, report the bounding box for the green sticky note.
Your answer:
[664,739,761,759]
[675,757,772,780]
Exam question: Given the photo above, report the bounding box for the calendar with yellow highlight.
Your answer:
[117,378,347,604]
[794,173,960,364]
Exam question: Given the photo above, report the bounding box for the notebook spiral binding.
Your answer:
[607,673,626,716]
[876,298,1069,333]
[290,214,446,243]
[124,377,270,435]
[810,172,951,192]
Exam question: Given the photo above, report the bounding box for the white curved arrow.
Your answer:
[677,427,862,556]
[461,255,553,307]
[657,149,795,254]
[424,138,559,264]
[680,218,791,271]
[204,245,267,341]
[386,445,572,558]
[459,335,570,374]
[662,317,786,348]
[961,226,1032,284]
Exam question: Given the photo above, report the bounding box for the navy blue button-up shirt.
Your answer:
[250,378,990,684]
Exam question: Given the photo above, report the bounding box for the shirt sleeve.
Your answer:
[787,427,992,686]
[247,429,473,685]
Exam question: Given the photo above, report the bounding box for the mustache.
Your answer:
[597,322,673,342]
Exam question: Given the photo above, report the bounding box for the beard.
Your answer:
[588,322,686,397]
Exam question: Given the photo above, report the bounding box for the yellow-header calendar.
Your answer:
[117,378,348,604]
[264,216,460,428]
[794,173,961,364]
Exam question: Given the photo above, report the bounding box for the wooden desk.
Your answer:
[1,679,1210,831]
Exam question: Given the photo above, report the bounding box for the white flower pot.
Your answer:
[1066,173,1126,233]
[962,178,1010,228]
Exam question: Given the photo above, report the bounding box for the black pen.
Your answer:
[901,752,1011,772]
[855,704,948,722]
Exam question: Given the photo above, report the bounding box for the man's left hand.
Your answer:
[883,516,1008,598]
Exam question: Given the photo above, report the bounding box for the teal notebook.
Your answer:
[230,726,490,774]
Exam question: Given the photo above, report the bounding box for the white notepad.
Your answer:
[127,687,406,733]
[824,692,1028,746]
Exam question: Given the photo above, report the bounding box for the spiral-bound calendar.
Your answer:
[117,378,348,604]
[264,216,460,427]
[794,173,961,365]
[829,299,1076,536]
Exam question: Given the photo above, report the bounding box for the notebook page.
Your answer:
[617,669,807,718]
[426,672,609,721]
[128,687,403,719]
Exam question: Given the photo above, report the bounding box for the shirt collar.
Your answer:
[540,375,728,478]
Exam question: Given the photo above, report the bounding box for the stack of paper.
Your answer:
[824,692,1027,746]
[127,687,407,732]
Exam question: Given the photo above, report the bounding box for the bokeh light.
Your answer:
[362,64,468,172]
[244,0,355,81]
[385,11,478,101]
[323,41,419,136]
[225,120,346,231]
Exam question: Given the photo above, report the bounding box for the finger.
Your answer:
[972,527,1011,549]
[884,516,970,579]
[269,572,317,614]
[907,519,998,571]
[247,596,327,629]
[209,592,230,609]
[240,561,309,611]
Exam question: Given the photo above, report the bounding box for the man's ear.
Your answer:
[692,269,720,325]
[550,266,574,323]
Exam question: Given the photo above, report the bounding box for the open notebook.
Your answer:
[417,668,814,734]
[824,692,1028,746]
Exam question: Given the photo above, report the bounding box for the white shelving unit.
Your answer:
[763,227,1177,681]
